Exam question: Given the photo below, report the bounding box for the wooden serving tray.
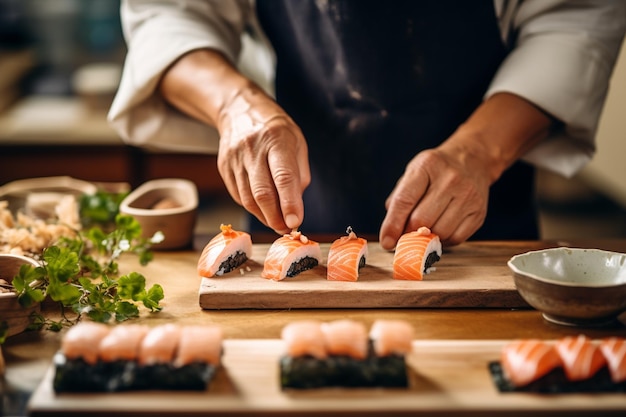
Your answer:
[199,241,531,309]
[28,339,626,416]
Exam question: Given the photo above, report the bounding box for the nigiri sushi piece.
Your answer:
[500,339,561,387]
[281,320,327,359]
[197,224,252,277]
[61,321,111,365]
[261,230,322,281]
[99,324,150,362]
[321,319,368,360]
[393,226,442,280]
[175,325,223,367]
[326,226,368,282]
[599,337,626,383]
[369,319,414,357]
[138,324,181,366]
[555,335,607,381]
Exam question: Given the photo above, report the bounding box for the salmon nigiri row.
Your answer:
[55,322,223,392]
[280,319,413,389]
[198,224,443,281]
[497,335,626,391]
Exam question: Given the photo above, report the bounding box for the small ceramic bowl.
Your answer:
[0,254,41,337]
[508,247,626,327]
[119,178,198,250]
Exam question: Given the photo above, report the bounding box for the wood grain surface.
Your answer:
[27,339,626,417]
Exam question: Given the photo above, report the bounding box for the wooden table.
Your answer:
[3,238,626,416]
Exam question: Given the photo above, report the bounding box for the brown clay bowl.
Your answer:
[119,178,198,250]
[508,247,626,327]
[0,254,41,337]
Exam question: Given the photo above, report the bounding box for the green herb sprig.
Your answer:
[11,212,164,332]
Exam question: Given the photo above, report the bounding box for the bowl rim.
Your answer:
[119,178,198,216]
[507,247,626,288]
[0,253,40,299]
[0,176,97,198]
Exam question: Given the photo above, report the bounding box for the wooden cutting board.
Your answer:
[28,339,626,417]
[198,241,539,309]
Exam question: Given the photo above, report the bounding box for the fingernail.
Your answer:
[285,214,300,229]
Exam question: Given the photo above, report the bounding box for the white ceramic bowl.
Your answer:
[0,254,41,337]
[119,178,198,250]
[508,247,626,327]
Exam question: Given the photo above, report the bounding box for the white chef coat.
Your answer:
[108,0,626,178]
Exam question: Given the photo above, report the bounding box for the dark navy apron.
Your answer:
[254,0,538,240]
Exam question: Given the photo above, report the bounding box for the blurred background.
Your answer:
[0,0,624,239]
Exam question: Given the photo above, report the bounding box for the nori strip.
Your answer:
[489,361,626,393]
[280,351,408,389]
[53,352,217,393]
[424,251,440,272]
[217,250,248,275]
[131,362,216,391]
[285,256,319,278]
[53,352,127,393]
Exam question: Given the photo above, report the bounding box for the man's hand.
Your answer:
[379,92,554,250]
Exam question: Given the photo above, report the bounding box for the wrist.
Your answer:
[445,93,554,184]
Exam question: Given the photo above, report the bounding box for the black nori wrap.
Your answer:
[285,256,319,278]
[217,250,248,275]
[489,361,626,394]
[280,349,408,389]
[52,352,217,393]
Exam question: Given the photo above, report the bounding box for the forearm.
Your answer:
[158,48,259,130]
[443,92,555,184]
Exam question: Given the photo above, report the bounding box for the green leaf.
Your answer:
[18,287,45,307]
[143,284,164,312]
[115,301,139,321]
[47,282,81,304]
[44,246,80,283]
[87,309,113,323]
[117,272,146,301]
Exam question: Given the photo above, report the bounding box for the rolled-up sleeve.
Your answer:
[488,0,626,177]
[108,0,252,153]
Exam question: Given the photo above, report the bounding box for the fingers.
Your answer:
[379,161,430,250]
[379,149,490,250]
[218,115,308,234]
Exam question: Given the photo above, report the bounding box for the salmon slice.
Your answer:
[175,325,223,367]
[327,226,368,282]
[369,319,414,357]
[555,335,607,381]
[500,339,561,387]
[321,319,368,360]
[98,324,150,362]
[281,320,327,359]
[599,337,626,383]
[61,321,111,365]
[197,224,252,277]
[138,324,181,365]
[261,230,321,281]
[393,226,442,280]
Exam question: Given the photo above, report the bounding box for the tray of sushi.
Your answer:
[197,226,530,309]
[28,320,626,416]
